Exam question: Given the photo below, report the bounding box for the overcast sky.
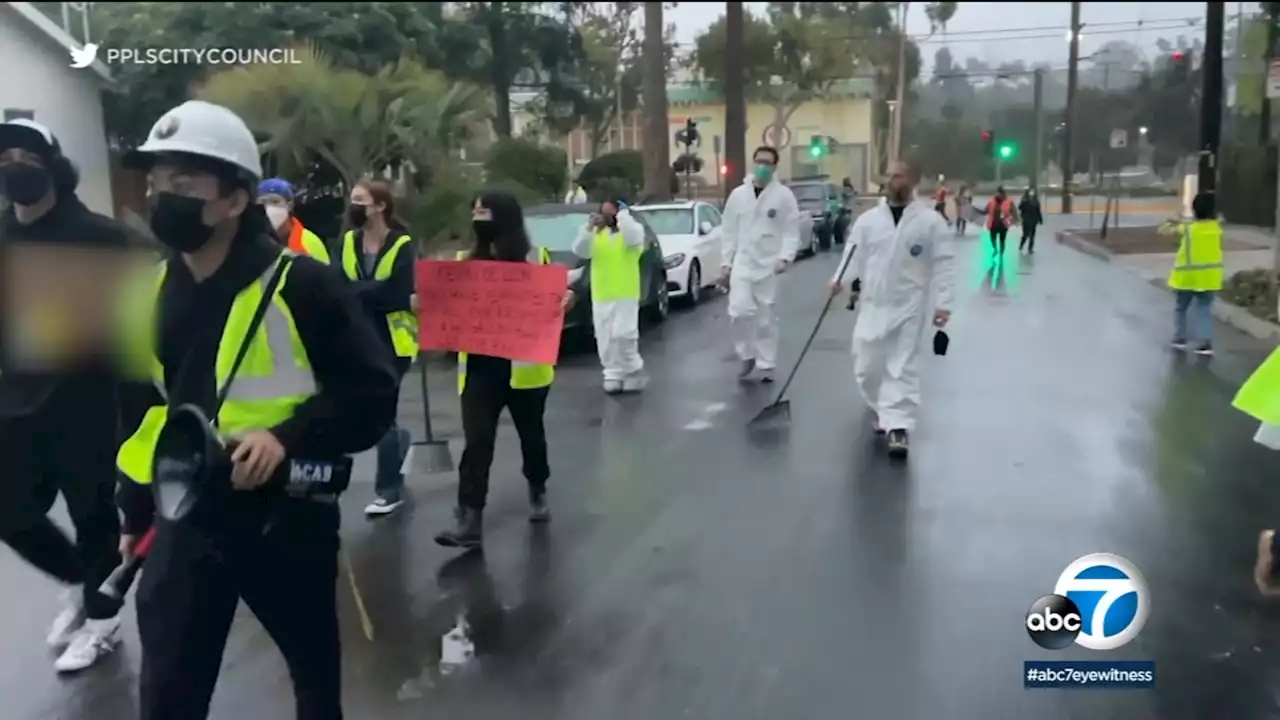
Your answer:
[667,2,1258,74]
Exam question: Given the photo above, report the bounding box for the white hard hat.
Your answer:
[125,100,262,179]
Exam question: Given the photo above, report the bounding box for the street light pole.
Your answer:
[891,1,908,163]
[1062,1,1081,215]
[1199,2,1225,203]
[1033,68,1044,190]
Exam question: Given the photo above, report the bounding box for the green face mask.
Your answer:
[753,164,774,183]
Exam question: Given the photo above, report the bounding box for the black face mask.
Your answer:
[347,204,368,228]
[1,163,52,206]
[149,193,216,253]
[472,219,496,245]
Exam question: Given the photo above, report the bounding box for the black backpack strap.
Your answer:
[211,254,294,426]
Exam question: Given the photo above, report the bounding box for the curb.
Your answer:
[1055,230,1113,262]
[1142,277,1280,342]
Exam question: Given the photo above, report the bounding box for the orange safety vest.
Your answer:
[986,198,1014,229]
[286,217,309,254]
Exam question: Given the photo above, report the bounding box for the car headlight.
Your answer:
[567,266,584,284]
[663,253,686,269]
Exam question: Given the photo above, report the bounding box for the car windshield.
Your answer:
[790,184,826,202]
[633,208,693,235]
[524,212,591,251]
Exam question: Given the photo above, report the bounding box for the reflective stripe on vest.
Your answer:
[454,246,556,394]
[116,254,317,485]
[589,227,642,302]
[340,231,419,359]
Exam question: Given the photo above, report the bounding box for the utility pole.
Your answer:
[1033,68,1044,190]
[723,1,747,195]
[1062,0,1081,214]
[641,1,670,200]
[1200,2,1225,205]
[1262,6,1280,145]
[890,1,908,162]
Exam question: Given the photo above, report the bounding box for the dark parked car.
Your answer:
[524,203,670,336]
[786,178,851,251]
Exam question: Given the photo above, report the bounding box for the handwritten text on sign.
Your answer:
[415,259,568,365]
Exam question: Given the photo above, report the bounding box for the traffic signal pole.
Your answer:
[1198,2,1224,204]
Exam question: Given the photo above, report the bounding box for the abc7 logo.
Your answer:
[1026,553,1150,651]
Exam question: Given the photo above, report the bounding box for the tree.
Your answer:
[88,2,455,150]
[199,45,489,189]
[435,2,591,138]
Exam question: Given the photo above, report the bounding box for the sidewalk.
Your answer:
[1057,223,1280,342]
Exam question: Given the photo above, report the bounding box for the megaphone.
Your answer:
[151,403,354,522]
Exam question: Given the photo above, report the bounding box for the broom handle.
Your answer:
[770,244,857,403]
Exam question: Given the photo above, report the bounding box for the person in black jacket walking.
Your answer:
[1018,188,1043,254]
[0,118,134,672]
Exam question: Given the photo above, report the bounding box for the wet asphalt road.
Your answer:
[7,213,1280,719]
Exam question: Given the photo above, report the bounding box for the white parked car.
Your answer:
[632,201,725,306]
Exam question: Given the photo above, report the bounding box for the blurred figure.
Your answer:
[436,191,571,549]
[829,160,954,459]
[841,177,856,204]
[1167,193,1222,356]
[953,183,972,236]
[0,119,130,672]
[257,178,330,263]
[933,175,949,223]
[337,180,418,515]
[1018,188,1043,254]
[719,146,801,383]
[564,182,587,204]
[985,186,1017,257]
[573,197,648,393]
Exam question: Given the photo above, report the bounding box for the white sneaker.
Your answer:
[54,617,120,673]
[364,495,405,516]
[46,588,86,647]
[603,379,623,394]
[621,373,649,392]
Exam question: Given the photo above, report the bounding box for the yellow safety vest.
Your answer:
[1235,347,1280,425]
[1167,220,1224,292]
[116,254,318,485]
[454,247,556,394]
[340,231,419,359]
[590,226,642,302]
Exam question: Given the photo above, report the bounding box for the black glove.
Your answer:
[933,330,950,356]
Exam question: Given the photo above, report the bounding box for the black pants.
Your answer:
[1020,223,1038,251]
[136,497,341,720]
[0,405,122,620]
[990,226,1008,254]
[457,366,550,511]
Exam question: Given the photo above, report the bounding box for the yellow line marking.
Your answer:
[342,548,376,642]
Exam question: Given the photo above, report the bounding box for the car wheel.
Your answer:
[817,228,832,251]
[645,273,670,323]
[808,229,819,256]
[685,262,702,305]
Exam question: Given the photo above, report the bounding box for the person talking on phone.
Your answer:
[571,198,648,393]
[114,100,398,720]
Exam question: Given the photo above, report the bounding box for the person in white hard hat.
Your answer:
[0,118,135,673]
[114,100,399,719]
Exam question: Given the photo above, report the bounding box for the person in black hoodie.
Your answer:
[336,179,418,517]
[0,118,133,672]
[1018,187,1043,254]
[115,100,398,719]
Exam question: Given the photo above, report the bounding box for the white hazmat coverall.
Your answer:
[836,200,955,432]
[572,210,647,388]
[721,178,801,372]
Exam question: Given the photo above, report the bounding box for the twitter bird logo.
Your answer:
[69,43,99,69]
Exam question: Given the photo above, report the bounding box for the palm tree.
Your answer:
[197,44,491,190]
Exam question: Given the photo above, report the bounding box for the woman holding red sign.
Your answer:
[434,191,573,550]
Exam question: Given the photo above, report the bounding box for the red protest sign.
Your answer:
[415,259,568,365]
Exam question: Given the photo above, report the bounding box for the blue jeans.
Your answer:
[1174,290,1214,344]
[375,425,411,499]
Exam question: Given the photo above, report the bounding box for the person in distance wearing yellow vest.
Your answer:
[571,198,648,393]
[257,177,331,263]
[115,100,399,719]
[337,179,419,516]
[434,190,573,549]
[1167,193,1223,356]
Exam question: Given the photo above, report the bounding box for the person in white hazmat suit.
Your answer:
[572,199,649,393]
[829,160,955,458]
[719,146,801,383]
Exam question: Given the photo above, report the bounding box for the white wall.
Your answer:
[0,6,114,216]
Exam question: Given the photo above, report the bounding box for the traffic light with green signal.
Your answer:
[997,141,1016,160]
[808,135,828,158]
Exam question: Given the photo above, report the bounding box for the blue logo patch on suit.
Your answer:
[767,208,777,219]
[909,244,924,257]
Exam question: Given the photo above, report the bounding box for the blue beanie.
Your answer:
[257,178,294,200]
